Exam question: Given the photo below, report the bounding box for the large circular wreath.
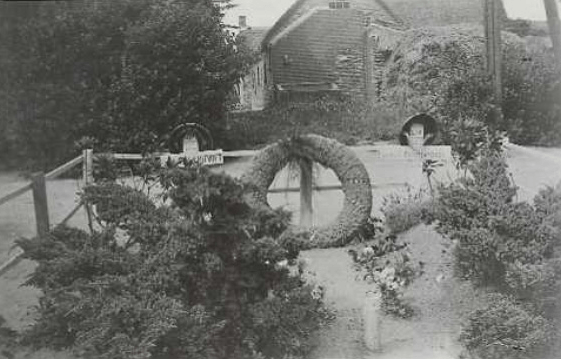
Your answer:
[241,134,372,248]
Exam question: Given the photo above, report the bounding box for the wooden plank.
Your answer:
[267,182,407,193]
[299,159,313,228]
[0,247,25,278]
[83,149,94,184]
[60,201,84,226]
[45,154,84,180]
[222,150,257,158]
[159,150,224,167]
[112,153,144,160]
[83,149,94,233]
[108,146,453,161]
[0,182,32,207]
[31,172,49,237]
[269,185,341,193]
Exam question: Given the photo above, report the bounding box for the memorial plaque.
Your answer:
[182,134,200,155]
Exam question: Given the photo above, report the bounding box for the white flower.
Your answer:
[380,267,395,280]
[275,259,288,269]
[362,246,375,256]
[202,212,212,223]
[387,282,399,291]
[311,284,324,300]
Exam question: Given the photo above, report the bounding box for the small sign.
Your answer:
[409,123,424,138]
[371,145,452,161]
[182,135,200,155]
[160,150,224,167]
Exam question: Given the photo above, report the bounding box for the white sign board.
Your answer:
[409,123,424,138]
[182,135,200,155]
[371,145,452,161]
[160,149,224,167]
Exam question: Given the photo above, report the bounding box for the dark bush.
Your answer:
[434,150,561,358]
[1,0,252,170]
[223,96,403,150]
[534,181,561,237]
[384,26,561,147]
[17,166,328,359]
[460,293,553,359]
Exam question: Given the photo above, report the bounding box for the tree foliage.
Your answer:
[0,0,252,169]
[17,165,328,359]
[384,26,561,147]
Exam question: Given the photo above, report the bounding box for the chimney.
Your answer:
[239,16,247,29]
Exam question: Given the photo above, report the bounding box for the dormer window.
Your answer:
[329,1,350,9]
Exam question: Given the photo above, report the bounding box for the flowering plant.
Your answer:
[349,234,423,318]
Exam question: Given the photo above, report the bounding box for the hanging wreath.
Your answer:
[241,134,372,248]
[166,123,214,153]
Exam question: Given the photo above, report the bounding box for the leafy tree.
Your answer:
[384,26,561,147]
[2,0,252,169]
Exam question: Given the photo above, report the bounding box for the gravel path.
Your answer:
[302,225,491,359]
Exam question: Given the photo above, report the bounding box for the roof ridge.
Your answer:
[269,7,328,46]
[261,0,307,47]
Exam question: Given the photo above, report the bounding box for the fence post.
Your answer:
[299,158,313,227]
[83,149,94,184]
[83,149,94,233]
[31,172,49,237]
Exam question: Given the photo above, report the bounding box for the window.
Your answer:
[329,1,350,9]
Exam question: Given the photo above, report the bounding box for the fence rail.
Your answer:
[0,183,32,207]
[0,152,88,277]
[1,146,426,278]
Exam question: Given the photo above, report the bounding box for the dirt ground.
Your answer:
[0,144,560,359]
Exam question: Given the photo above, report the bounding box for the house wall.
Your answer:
[239,58,267,111]
[262,0,396,47]
[270,9,366,97]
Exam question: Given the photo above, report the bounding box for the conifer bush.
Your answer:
[17,165,329,359]
[435,150,555,287]
[434,149,561,358]
[460,294,552,359]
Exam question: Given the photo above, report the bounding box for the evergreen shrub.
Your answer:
[17,165,329,359]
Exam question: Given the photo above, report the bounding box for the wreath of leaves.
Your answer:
[241,134,373,248]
